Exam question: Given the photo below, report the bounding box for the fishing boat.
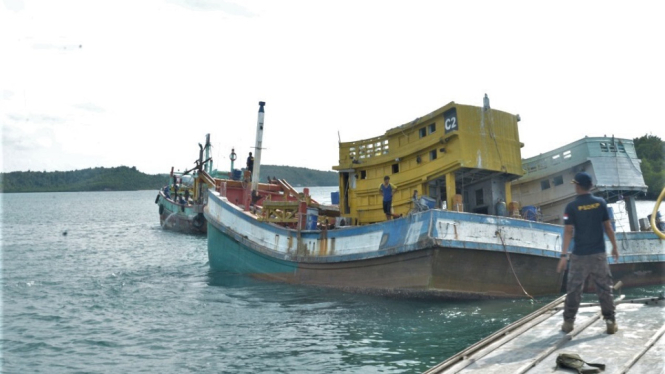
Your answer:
[155,134,233,234]
[204,99,665,299]
[510,136,648,228]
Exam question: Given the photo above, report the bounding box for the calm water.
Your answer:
[1,189,663,373]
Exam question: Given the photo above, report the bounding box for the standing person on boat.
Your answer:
[557,172,619,334]
[246,152,254,176]
[379,176,398,220]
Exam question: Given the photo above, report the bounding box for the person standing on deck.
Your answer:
[379,176,399,220]
[246,152,254,180]
[557,172,619,334]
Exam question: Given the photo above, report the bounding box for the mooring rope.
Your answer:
[496,229,536,301]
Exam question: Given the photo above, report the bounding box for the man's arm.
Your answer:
[557,225,574,273]
[603,220,619,262]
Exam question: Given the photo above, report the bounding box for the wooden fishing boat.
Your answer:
[204,99,665,298]
[156,134,233,235]
[511,136,648,228]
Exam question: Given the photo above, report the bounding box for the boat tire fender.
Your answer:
[159,204,164,215]
[193,213,205,229]
[155,194,160,204]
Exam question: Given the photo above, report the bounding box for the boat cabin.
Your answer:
[333,100,525,225]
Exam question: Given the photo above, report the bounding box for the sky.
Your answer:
[2,0,664,175]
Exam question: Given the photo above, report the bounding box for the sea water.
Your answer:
[1,189,663,373]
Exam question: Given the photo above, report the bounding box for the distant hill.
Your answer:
[0,165,338,193]
[255,165,338,187]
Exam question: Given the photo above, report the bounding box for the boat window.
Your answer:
[609,143,617,152]
[541,179,551,190]
[600,142,609,152]
[553,175,564,186]
[563,150,572,159]
[429,149,437,161]
[419,128,426,138]
[618,142,626,152]
[428,123,436,134]
[360,170,367,179]
[392,163,399,173]
[475,189,484,205]
[552,154,561,165]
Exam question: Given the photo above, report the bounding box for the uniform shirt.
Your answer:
[563,194,609,256]
[379,183,396,202]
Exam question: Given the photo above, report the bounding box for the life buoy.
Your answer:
[230,150,237,162]
[155,194,160,204]
[193,213,205,229]
[159,204,164,215]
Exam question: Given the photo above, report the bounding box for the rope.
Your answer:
[496,229,536,301]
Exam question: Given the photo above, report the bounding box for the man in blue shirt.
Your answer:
[379,176,398,220]
[557,172,619,334]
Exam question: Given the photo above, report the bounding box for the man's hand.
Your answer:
[611,244,619,262]
[557,257,568,273]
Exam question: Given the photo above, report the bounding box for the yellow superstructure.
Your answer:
[333,100,524,225]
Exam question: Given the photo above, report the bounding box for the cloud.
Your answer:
[2,124,55,151]
[2,0,24,12]
[5,112,65,124]
[73,103,105,113]
[165,0,254,16]
[31,43,83,51]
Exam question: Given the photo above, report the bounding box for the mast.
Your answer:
[251,101,266,192]
[204,133,212,173]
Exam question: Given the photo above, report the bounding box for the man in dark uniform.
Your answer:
[247,152,254,172]
[557,172,619,334]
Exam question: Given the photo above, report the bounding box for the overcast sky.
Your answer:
[2,0,664,175]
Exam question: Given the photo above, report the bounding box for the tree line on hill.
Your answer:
[633,134,664,200]
[1,134,662,195]
[0,165,339,193]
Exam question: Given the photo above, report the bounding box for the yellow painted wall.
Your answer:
[334,102,523,224]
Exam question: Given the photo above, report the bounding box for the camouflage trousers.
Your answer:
[563,252,615,322]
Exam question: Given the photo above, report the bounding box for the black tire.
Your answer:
[159,204,164,215]
[193,213,205,229]
[155,194,160,204]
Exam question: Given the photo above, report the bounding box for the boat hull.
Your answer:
[156,192,206,235]
[207,222,563,298]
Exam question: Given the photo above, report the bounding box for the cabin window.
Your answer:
[563,150,572,159]
[600,143,609,152]
[609,143,617,152]
[360,170,367,179]
[541,179,551,190]
[618,142,626,152]
[551,154,561,165]
[475,189,484,205]
[429,150,437,161]
[553,175,564,186]
[419,128,427,138]
[392,163,399,173]
[428,123,436,134]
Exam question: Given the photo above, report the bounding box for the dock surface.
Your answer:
[426,295,665,373]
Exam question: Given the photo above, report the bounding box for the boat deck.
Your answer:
[426,294,665,373]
